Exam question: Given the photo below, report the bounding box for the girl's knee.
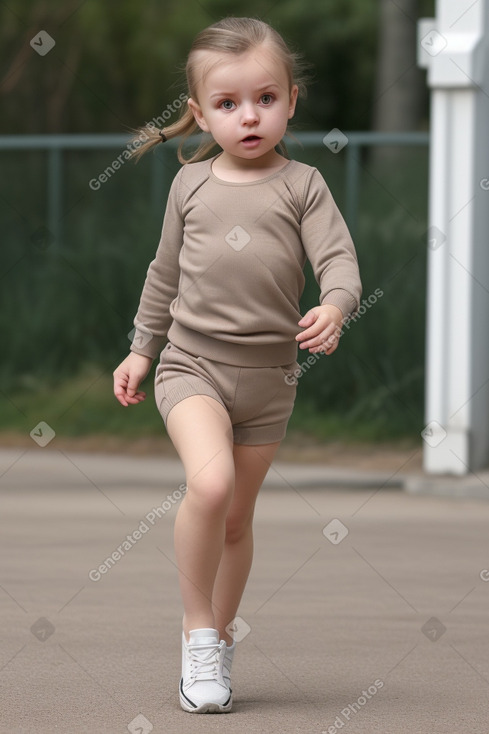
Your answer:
[225,510,253,544]
[186,471,234,514]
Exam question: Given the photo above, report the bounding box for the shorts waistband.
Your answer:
[167,322,298,367]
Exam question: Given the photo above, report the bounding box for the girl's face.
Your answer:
[188,44,298,165]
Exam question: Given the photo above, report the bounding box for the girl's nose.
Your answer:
[240,103,259,124]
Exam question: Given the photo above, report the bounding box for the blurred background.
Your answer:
[0,0,435,450]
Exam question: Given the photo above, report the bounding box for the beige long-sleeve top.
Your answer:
[130,155,362,367]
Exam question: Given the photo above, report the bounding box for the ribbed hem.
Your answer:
[129,324,165,360]
[167,323,298,367]
[157,381,226,425]
[130,343,160,360]
[321,288,360,319]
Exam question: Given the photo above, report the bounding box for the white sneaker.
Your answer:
[223,640,235,690]
[180,628,233,713]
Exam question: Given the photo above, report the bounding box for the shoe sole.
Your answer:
[179,680,232,713]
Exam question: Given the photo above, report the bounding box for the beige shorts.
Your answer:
[154,342,298,445]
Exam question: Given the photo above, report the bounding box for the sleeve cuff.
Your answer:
[129,325,164,360]
[321,288,359,319]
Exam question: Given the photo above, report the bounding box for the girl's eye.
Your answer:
[220,100,235,110]
[260,94,273,105]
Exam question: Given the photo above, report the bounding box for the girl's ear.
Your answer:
[288,85,299,120]
[188,98,210,133]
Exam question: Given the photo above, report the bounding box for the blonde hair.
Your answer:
[130,17,309,164]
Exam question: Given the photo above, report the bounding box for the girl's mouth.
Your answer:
[241,135,262,147]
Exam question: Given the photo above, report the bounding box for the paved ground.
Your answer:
[1,446,489,733]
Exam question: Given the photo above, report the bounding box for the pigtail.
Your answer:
[128,102,222,164]
[129,104,199,163]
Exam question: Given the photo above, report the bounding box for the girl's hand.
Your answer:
[113,353,153,406]
[295,304,344,355]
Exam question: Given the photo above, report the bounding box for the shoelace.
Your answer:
[187,642,223,682]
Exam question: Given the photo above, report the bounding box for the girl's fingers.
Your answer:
[131,392,146,403]
[113,378,128,401]
[299,325,340,352]
[298,329,331,350]
[124,391,147,404]
[114,391,146,407]
[297,331,317,347]
[113,370,146,406]
[297,315,338,345]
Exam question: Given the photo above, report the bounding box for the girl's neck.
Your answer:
[211,150,289,183]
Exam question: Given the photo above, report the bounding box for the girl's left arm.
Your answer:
[297,168,362,355]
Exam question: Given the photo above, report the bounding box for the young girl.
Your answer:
[113,17,361,714]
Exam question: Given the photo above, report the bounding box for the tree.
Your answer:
[372,0,427,133]
[1,0,434,135]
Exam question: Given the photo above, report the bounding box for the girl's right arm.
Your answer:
[114,170,185,407]
[113,352,153,407]
[129,171,184,362]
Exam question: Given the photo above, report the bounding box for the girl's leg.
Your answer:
[166,395,235,640]
[212,441,281,644]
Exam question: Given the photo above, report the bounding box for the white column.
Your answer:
[418,0,489,474]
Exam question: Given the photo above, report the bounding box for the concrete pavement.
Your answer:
[1,446,489,733]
